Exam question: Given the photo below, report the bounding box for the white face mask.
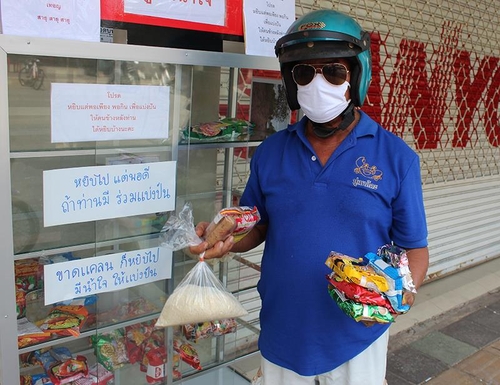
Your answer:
[297,75,350,123]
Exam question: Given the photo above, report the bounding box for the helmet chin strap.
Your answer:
[311,103,356,138]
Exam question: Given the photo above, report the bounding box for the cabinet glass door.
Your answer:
[0,36,280,385]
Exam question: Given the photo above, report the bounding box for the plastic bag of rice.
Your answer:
[155,258,248,328]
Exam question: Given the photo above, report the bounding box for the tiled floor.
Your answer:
[386,257,500,385]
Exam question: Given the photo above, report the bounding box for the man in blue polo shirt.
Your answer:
[190,9,429,385]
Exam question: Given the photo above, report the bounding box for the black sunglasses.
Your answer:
[291,63,349,86]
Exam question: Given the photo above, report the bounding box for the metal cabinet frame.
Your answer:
[0,34,278,385]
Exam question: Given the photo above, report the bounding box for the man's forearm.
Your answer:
[406,246,430,290]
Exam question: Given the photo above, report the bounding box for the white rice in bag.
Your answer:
[156,260,248,327]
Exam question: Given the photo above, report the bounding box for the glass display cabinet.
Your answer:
[0,34,282,385]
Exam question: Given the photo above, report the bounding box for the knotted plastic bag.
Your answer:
[156,203,248,328]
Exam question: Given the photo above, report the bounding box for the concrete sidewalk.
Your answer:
[386,257,500,385]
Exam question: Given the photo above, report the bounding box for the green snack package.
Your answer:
[328,286,394,324]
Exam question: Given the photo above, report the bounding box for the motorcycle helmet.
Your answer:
[275,9,371,110]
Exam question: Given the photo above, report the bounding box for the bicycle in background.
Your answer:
[18,59,45,90]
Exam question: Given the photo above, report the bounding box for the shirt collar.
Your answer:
[287,110,378,138]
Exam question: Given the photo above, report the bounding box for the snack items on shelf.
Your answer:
[90,330,129,371]
[182,318,238,343]
[88,320,181,382]
[15,254,76,320]
[173,338,202,371]
[37,305,88,338]
[73,363,114,385]
[34,347,88,385]
[182,118,255,142]
[17,317,52,348]
[15,258,44,319]
[20,373,53,384]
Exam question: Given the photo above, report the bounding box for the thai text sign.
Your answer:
[43,247,172,305]
[43,161,176,226]
[124,0,225,26]
[243,0,295,57]
[0,0,100,42]
[51,83,170,142]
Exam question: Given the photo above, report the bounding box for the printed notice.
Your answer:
[43,247,172,305]
[0,0,100,42]
[243,0,295,57]
[51,83,170,143]
[124,0,225,27]
[43,161,176,227]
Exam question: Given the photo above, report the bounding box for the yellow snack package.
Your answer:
[325,251,389,293]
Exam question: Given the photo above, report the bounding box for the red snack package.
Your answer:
[38,305,88,337]
[73,363,114,385]
[48,355,89,385]
[173,339,202,371]
[145,347,167,384]
[326,274,396,313]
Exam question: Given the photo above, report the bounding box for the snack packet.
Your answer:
[365,252,411,313]
[325,252,389,292]
[377,244,417,293]
[205,206,260,247]
[328,286,394,323]
[326,274,396,312]
[182,318,238,342]
[173,339,202,371]
[37,305,88,338]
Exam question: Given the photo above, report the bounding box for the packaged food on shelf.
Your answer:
[34,347,88,385]
[182,118,255,142]
[182,318,238,343]
[38,305,88,338]
[73,363,113,385]
[173,338,202,371]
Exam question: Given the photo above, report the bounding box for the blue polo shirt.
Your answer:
[240,111,428,376]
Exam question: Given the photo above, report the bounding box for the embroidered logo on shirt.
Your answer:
[353,156,382,190]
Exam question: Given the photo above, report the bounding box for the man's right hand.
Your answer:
[188,221,235,260]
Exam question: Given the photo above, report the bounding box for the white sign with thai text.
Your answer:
[43,161,176,226]
[43,247,172,305]
[0,0,100,42]
[243,0,295,57]
[124,0,226,26]
[51,83,170,143]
